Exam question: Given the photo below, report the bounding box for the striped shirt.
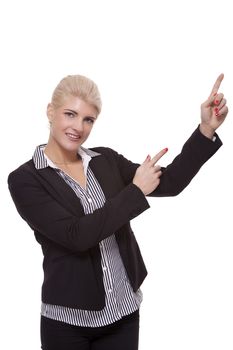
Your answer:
[33,145,142,327]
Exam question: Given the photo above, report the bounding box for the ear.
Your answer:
[47,103,54,123]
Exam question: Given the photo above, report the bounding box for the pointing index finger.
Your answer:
[150,148,168,166]
[209,73,224,97]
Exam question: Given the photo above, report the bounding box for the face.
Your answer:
[47,96,97,153]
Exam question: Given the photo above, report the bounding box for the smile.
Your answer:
[66,133,82,141]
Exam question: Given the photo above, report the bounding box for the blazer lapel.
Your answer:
[28,152,121,217]
[32,165,84,216]
[89,154,121,199]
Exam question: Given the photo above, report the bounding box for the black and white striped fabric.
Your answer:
[33,145,142,327]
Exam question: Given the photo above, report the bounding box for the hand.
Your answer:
[200,73,228,138]
[133,148,168,195]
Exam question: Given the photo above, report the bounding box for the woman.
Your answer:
[8,73,228,350]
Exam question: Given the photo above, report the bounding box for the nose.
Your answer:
[72,117,84,133]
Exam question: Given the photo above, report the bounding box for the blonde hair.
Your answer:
[51,75,102,115]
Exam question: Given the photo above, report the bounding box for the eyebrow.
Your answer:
[64,109,97,119]
[64,109,78,115]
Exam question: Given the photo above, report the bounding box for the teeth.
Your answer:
[67,133,80,139]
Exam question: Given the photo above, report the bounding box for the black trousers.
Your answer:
[41,310,139,350]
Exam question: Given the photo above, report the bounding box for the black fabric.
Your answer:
[40,310,139,350]
[8,126,222,310]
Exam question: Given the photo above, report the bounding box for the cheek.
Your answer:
[50,123,64,140]
[51,118,67,131]
[84,123,94,133]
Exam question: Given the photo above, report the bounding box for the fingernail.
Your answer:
[214,100,219,105]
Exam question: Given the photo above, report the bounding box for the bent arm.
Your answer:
[8,170,149,253]
[109,126,222,197]
[151,127,222,196]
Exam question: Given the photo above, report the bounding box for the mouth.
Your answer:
[66,133,82,142]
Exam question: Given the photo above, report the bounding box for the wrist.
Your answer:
[132,180,146,196]
[199,123,215,139]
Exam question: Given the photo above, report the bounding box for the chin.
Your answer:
[60,142,80,153]
[58,137,86,152]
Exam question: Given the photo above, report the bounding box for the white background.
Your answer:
[1,1,232,349]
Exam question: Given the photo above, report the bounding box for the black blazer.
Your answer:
[8,127,222,310]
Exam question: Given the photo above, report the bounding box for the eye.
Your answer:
[64,112,75,118]
[84,117,95,124]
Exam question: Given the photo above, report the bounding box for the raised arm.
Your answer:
[132,74,228,196]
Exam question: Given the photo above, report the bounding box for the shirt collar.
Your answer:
[33,144,100,171]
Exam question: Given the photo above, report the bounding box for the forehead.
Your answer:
[60,96,97,116]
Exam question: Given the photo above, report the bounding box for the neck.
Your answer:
[44,139,81,165]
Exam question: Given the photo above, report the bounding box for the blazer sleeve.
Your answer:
[107,126,222,196]
[8,169,150,253]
